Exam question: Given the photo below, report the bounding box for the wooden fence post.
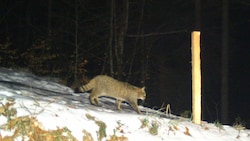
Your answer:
[191,31,201,124]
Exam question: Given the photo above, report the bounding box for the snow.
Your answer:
[0,67,249,141]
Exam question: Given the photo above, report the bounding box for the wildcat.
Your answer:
[77,75,146,114]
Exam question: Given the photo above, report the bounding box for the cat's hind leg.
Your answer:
[116,99,122,111]
[89,91,99,105]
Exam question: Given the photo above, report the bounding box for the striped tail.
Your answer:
[79,79,95,92]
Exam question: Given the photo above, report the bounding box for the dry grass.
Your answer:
[0,98,77,141]
[0,116,77,141]
[85,113,107,141]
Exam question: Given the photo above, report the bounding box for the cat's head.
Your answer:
[137,87,146,100]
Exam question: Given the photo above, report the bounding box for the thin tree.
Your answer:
[127,0,145,81]
[115,0,129,79]
[221,0,229,124]
[108,0,115,77]
[107,0,129,79]
[48,0,52,39]
[74,0,79,83]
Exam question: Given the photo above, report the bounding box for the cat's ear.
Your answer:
[141,87,146,91]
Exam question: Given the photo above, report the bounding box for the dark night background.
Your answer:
[0,0,249,128]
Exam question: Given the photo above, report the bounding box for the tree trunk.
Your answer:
[221,0,229,124]
[48,0,52,38]
[127,0,145,81]
[116,0,129,79]
[74,0,79,83]
[108,0,115,77]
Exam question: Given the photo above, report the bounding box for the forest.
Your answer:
[0,0,250,128]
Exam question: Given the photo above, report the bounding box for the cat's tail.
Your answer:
[78,78,95,92]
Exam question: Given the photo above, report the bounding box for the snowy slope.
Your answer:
[0,67,249,141]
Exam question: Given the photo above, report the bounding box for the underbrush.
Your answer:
[0,97,129,141]
[0,97,77,141]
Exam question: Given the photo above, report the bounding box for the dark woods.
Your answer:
[1,0,250,128]
[0,0,154,86]
[0,0,195,125]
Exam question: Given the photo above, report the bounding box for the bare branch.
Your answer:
[127,30,187,38]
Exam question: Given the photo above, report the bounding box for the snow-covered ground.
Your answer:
[0,67,249,141]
